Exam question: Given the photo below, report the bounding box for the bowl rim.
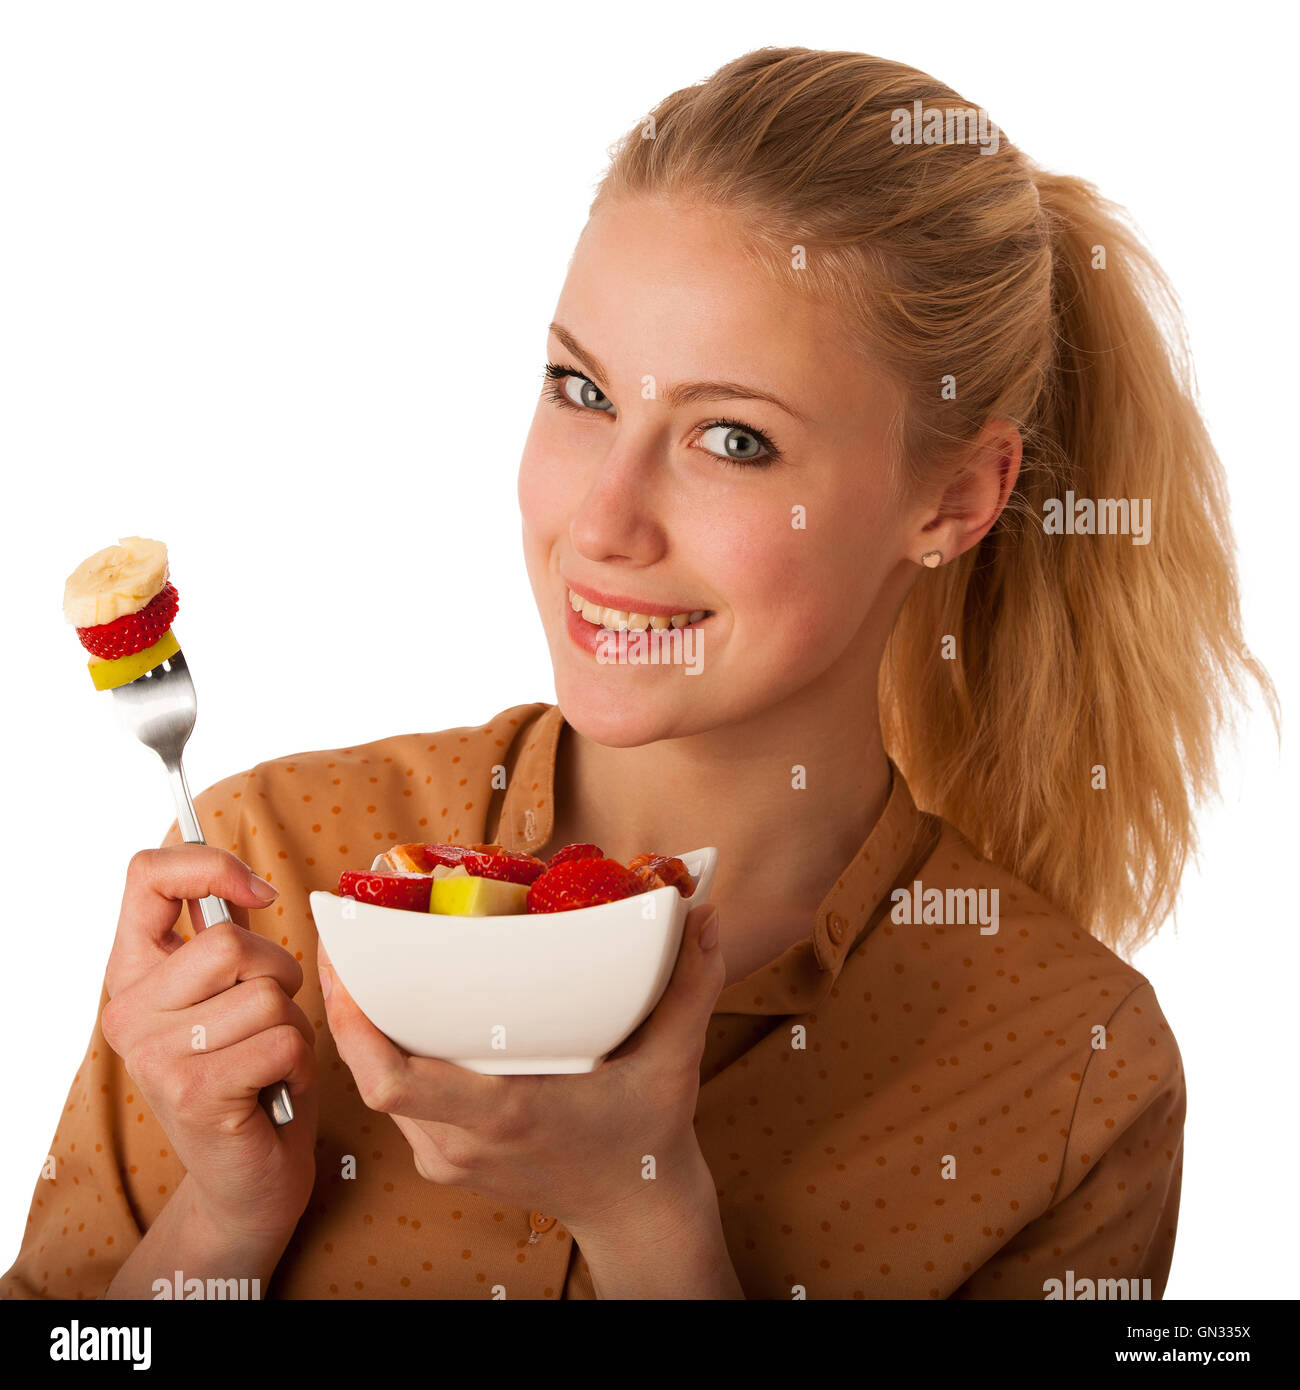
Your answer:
[314,845,717,924]
[311,879,683,924]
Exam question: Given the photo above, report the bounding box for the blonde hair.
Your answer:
[592,46,1278,955]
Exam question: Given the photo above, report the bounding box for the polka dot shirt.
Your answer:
[2,702,1184,1300]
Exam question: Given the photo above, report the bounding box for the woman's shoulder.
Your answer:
[855,815,1185,1200]
[173,700,560,879]
[195,700,557,815]
[898,816,1169,999]
[865,815,1183,1082]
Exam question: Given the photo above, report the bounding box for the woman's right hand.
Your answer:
[101,844,319,1244]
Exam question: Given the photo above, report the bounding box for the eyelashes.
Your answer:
[541,361,783,468]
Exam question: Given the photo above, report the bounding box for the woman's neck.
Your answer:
[543,659,893,974]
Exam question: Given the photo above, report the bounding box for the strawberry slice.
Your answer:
[526,857,641,913]
[77,582,179,660]
[401,843,458,872]
[338,870,433,912]
[546,842,604,869]
[382,842,503,872]
[627,852,695,896]
[462,849,547,886]
[424,843,483,867]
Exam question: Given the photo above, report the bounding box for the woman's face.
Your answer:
[518,197,915,747]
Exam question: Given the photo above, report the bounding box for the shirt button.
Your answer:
[529,1211,557,1233]
[826,911,847,944]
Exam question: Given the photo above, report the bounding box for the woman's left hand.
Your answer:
[317,903,724,1238]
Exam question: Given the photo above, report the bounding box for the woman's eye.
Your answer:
[545,362,781,467]
[698,423,769,462]
[563,373,614,412]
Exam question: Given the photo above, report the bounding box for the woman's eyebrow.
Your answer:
[548,321,809,424]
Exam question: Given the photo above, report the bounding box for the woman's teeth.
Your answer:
[568,588,707,631]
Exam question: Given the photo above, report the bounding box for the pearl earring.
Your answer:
[921,550,943,568]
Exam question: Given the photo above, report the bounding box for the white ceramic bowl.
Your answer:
[309,847,718,1074]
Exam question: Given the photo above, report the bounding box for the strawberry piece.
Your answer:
[434,842,509,863]
[393,842,496,871]
[462,849,547,886]
[627,852,695,896]
[338,870,433,912]
[546,842,605,869]
[383,842,508,873]
[526,857,641,913]
[425,844,475,866]
[77,582,179,660]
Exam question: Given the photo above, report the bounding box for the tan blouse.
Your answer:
[2,701,1185,1300]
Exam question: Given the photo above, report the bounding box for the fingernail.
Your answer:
[698,907,719,951]
[318,965,332,1000]
[248,870,279,900]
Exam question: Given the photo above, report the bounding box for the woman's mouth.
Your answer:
[566,585,712,632]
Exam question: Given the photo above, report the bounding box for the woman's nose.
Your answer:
[568,447,668,568]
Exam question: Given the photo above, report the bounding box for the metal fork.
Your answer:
[110,648,294,1127]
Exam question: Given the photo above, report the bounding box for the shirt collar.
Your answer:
[494,702,940,1015]
[495,702,564,852]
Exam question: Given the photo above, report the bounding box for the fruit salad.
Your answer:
[63,536,180,690]
[337,841,696,916]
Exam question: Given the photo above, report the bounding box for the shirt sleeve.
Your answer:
[953,979,1186,1299]
[1,777,245,1300]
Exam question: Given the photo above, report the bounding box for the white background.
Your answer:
[1,1,1294,1300]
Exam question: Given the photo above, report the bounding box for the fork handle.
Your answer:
[166,761,296,1128]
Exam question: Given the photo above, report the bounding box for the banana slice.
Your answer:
[63,536,169,628]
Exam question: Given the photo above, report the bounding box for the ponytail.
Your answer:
[882,170,1277,951]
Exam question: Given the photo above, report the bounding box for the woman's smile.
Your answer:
[562,584,714,662]
[564,579,712,630]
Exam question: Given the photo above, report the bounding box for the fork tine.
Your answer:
[109,652,196,752]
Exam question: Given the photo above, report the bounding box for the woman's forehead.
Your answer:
[557,207,888,428]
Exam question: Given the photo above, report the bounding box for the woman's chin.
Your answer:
[553,671,705,748]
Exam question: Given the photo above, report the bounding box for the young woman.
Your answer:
[5,47,1274,1301]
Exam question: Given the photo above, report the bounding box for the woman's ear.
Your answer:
[907,418,1023,565]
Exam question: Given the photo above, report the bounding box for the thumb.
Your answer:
[617,903,725,1066]
[108,844,279,996]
